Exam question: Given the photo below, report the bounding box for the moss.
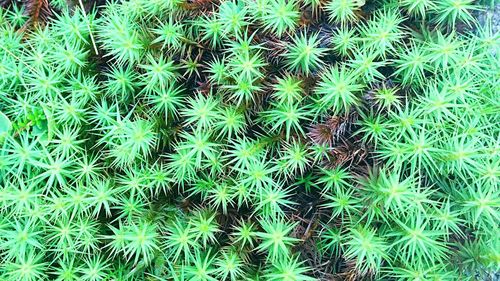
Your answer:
[0,0,498,280]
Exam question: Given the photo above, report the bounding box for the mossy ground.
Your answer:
[0,0,498,280]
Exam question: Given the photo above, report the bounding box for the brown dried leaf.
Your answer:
[20,0,51,31]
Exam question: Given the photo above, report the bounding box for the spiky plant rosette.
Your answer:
[0,0,498,280]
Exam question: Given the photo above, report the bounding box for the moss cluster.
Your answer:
[0,0,498,280]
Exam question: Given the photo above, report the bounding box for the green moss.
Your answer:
[0,0,498,279]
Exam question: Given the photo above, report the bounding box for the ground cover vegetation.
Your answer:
[0,0,498,279]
